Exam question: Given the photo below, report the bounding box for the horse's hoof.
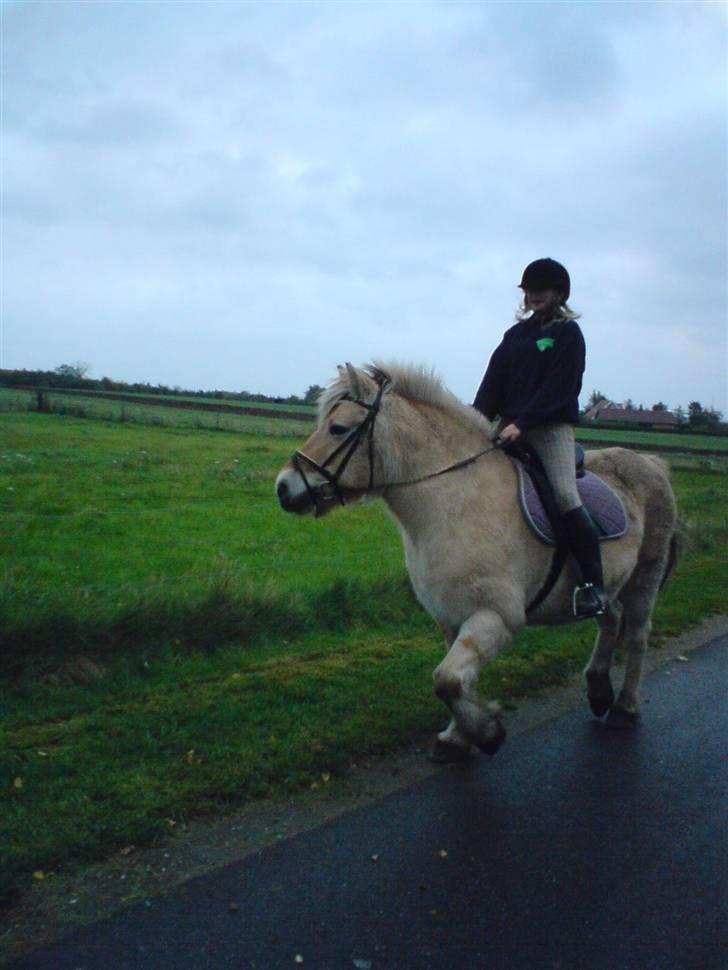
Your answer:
[588,687,615,718]
[476,720,507,757]
[586,674,614,718]
[606,705,640,730]
[427,738,471,764]
[589,697,611,718]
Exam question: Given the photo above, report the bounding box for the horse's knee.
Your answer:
[433,665,463,705]
[433,638,480,704]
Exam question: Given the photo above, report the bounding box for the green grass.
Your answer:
[66,390,317,415]
[0,387,314,437]
[0,385,318,415]
[576,424,727,452]
[0,410,726,905]
[0,413,407,672]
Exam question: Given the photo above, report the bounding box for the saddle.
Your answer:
[508,442,627,546]
[503,441,627,613]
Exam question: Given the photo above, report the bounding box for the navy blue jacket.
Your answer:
[473,317,585,432]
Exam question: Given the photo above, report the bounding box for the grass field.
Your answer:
[575,424,727,452]
[0,385,319,412]
[1,409,726,905]
[57,390,318,416]
[0,387,314,438]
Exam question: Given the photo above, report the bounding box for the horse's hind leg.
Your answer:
[607,562,662,730]
[430,609,511,761]
[584,601,622,717]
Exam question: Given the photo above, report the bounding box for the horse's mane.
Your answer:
[319,360,492,436]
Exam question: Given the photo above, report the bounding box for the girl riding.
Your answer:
[473,258,607,619]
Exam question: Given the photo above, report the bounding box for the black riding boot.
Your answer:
[561,506,608,619]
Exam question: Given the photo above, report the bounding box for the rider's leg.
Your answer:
[522,424,606,618]
[560,505,607,617]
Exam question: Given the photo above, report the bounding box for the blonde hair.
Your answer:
[515,301,581,323]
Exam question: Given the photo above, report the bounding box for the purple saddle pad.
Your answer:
[516,463,627,546]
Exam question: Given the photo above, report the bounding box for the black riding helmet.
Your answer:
[519,258,570,302]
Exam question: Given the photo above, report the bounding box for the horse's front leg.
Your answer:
[430,609,511,762]
[584,601,622,717]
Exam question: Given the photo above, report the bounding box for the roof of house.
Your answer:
[585,400,678,425]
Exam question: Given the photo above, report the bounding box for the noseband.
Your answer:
[290,379,499,515]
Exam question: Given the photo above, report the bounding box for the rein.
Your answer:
[290,380,500,515]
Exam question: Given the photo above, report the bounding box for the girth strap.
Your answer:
[525,543,569,614]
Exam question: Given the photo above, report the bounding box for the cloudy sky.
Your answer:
[3,0,727,412]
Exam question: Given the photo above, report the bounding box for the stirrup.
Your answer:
[573,583,607,619]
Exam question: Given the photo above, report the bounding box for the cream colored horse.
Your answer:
[275,363,679,762]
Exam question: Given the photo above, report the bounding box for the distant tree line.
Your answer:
[0,365,325,408]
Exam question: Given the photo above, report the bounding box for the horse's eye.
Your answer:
[330,423,349,437]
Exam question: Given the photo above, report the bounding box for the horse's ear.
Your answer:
[345,362,363,400]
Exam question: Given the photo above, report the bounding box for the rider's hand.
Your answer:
[498,423,522,445]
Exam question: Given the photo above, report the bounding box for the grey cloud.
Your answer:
[3,1,726,409]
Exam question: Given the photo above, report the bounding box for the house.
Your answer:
[584,399,678,428]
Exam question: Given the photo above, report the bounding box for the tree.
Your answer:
[587,389,608,409]
[624,398,636,411]
[55,362,91,382]
[651,402,669,412]
[303,384,325,405]
[688,401,723,429]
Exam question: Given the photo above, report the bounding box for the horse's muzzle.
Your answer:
[276,475,312,515]
[276,469,341,518]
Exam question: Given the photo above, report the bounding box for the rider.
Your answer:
[472,258,607,619]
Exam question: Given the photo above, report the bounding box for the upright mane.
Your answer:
[318,360,492,436]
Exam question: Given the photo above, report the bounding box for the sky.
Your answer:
[2,0,727,413]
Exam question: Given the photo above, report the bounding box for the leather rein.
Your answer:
[290,381,499,516]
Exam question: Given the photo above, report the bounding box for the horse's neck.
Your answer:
[381,398,500,527]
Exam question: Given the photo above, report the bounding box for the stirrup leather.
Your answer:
[573,583,607,618]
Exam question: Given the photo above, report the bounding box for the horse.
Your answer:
[275,362,680,762]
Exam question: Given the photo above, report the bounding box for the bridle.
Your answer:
[290,379,499,516]
[291,381,386,514]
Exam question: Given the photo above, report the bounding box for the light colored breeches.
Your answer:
[521,424,582,515]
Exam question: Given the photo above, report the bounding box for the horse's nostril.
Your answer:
[276,480,289,500]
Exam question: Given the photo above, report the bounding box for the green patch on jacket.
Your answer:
[536,337,555,352]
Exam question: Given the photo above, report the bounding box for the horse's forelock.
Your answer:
[317,380,347,421]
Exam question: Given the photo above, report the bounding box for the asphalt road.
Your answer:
[9,635,727,970]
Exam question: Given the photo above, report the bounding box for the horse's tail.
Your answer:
[659,521,686,590]
[640,453,683,592]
